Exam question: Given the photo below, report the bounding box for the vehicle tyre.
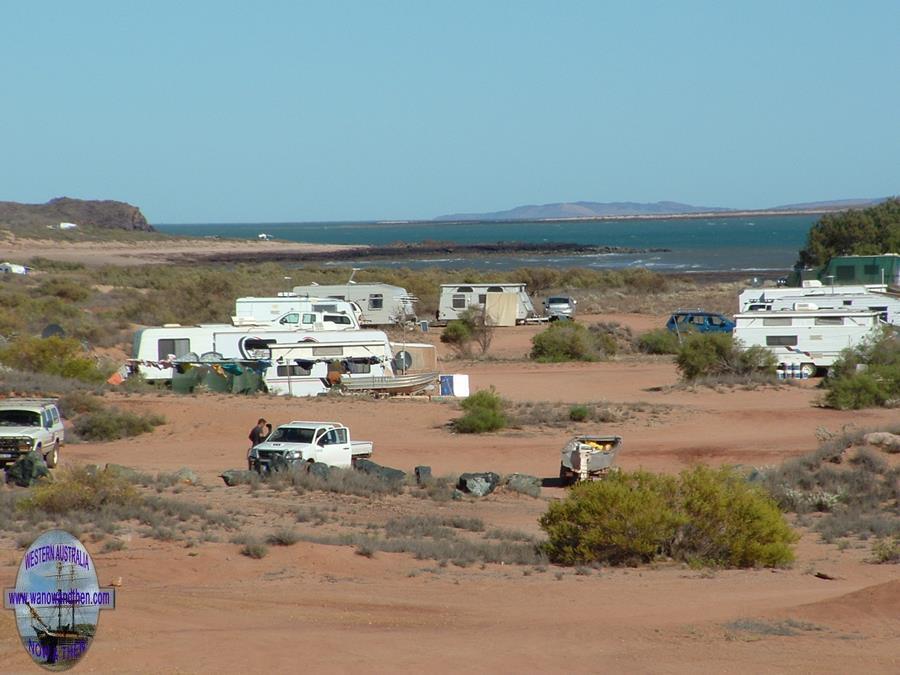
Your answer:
[45,441,59,469]
[800,363,817,379]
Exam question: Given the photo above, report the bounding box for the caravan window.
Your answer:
[452,294,467,309]
[815,317,843,326]
[279,313,300,325]
[763,317,792,326]
[313,346,343,356]
[276,363,312,377]
[766,335,798,346]
[478,294,487,304]
[864,264,879,276]
[243,339,275,358]
[327,295,346,301]
[158,338,190,360]
[325,315,352,325]
[456,286,473,293]
[487,286,504,293]
[312,304,337,313]
[344,360,371,374]
[368,294,383,310]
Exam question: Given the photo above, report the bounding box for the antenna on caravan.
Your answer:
[825,275,835,295]
[348,268,361,285]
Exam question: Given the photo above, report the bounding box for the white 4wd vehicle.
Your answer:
[248,421,373,473]
[0,399,65,469]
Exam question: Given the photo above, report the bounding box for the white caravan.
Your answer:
[738,280,889,312]
[262,335,395,397]
[733,309,884,377]
[436,283,537,326]
[292,283,417,326]
[763,292,900,325]
[131,326,388,382]
[232,295,361,327]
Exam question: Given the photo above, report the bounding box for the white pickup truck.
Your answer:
[247,421,373,473]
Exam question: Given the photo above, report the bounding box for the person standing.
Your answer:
[249,418,268,448]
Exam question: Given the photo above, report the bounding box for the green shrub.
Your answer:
[530,322,612,362]
[871,537,899,564]
[440,320,473,354]
[823,329,900,409]
[568,404,590,422]
[540,471,683,566]
[58,391,104,418]
[676,333,776,381]
[675,466,797,567]
[0,336,107,383]
[540,467,796,568]
[454,388,507,433]
[38,278,91,302]
[636,328,680,354]
[73,408,166,441]
[19,466,139,514]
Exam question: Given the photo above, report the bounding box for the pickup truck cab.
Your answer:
[0,399,65,469]
[248,421,373,472]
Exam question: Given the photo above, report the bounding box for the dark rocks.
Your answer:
[4,451,50,487]
[173,467,201,485]
[503,473,542,498]
[414,466,432,486]
[307,462,331,480]
[355,459,406,483]
[457,472,500,497]
[220,469,257,486]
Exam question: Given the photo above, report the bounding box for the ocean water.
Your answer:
[156,214,817,272]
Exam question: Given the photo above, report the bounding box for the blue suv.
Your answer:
[665,310,734,334]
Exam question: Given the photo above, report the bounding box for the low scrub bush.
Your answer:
[760,426,900,542]
[871,537,899,564]
[676,333,776,381]
[454,387,507,433]
[568,404,590,422]
[636,328,680,355]
[0,336,107,383]
[822,328,900,410]
[19,466,139,514]
[73,407,166,441]
[530,322,613,362]
[540,467,796,568]
[587,322,633,356]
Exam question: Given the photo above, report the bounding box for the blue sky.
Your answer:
[1,1,898,223]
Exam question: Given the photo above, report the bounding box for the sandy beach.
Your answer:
[0,234,357,267]
[1,314,897,673]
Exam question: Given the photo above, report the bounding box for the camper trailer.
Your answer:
[291,283,417,326]
[436,283,537,326]
[131,325,388,382]
[232,296,360,328]
[738,281,889,312]
[259,334,395,397]
[764,292,900,325]
[733,309,884,377]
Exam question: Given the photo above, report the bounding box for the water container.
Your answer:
[419,320,429,333]
[776,364,786,380]
[789,363,799,379]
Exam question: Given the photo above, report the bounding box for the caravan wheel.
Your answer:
[799,363,817,379]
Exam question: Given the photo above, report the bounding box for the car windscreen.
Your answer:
[0,410,42,427]
[268,427,315,443]
[547,297,570,304]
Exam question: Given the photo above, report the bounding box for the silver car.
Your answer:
[543,296,576,321]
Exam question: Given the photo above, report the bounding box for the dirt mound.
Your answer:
[789,579,900,625]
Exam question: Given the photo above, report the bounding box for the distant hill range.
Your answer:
[0,197,153,232]
[435,197,888,222]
